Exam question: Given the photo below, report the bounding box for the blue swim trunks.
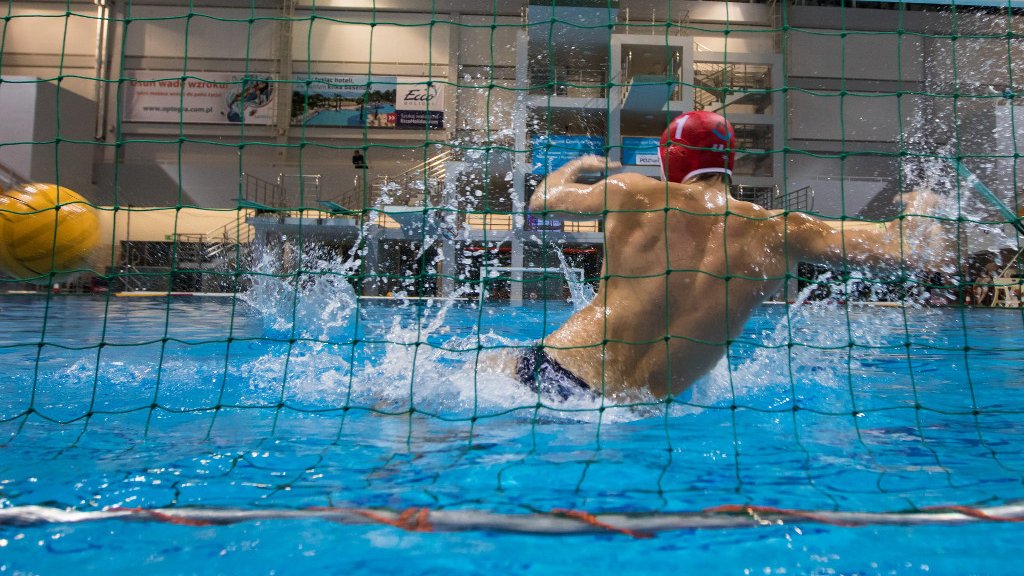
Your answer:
[515,346,594,401]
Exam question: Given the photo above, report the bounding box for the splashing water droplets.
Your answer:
[555,249,595,311]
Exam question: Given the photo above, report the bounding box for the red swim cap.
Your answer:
[658,111,736,183]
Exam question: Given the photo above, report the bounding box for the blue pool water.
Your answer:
[1,293,1024,574]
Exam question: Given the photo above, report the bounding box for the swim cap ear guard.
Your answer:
[658,111,736,183]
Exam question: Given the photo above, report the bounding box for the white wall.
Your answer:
[0,3,99,99]
[784,16,927,216]
[692,32,775,55]
[793,178,890,218]
[782,9,1024,222]
[124,6,277,67]
[458,15,520,68]
[93,138,439,207]
[292,11,450,73]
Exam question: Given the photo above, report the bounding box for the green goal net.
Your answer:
[0,0,1023,539]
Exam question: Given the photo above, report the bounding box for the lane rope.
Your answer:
[1,502,1022,536]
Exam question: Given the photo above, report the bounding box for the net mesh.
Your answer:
[1,0,1024,531]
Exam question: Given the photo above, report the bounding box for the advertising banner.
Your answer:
[530,135,605,175]
[395,78,445,129]
[621,137,661,166]
[291,75,444,129]
[123,71,276,124]
[525,212,564,231]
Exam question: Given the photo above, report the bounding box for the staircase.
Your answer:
[203,215,255,266]
[343,149,456,210]
[621,74,678,112]
[693,62,771,113]
[117,213,255,293]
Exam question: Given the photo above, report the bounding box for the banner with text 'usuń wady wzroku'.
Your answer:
[122,71,276,124]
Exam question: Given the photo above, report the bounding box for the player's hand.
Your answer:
[896,190,957,271]
[899,190,942,216]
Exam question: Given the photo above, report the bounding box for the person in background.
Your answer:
[352,149,367,170]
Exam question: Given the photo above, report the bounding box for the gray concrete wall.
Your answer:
[0,77,96,195]
[782,6,1023,216]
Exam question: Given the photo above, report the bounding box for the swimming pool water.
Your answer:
[1,294,1023,574]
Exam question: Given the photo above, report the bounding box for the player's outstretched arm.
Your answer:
[786,191,953,271]
[530,155,623,220]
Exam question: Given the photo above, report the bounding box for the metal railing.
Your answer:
[772,185,814,212]
[528,68,608,98]
[618,71,687,105]
[241,172,328,212]
[733,124,775,151]
[278,173,322,203]
[614,9,691,35]
[118,212,256,293]
[241,151,458,218]
[241,172,286,210]
[348,149,455,210]
[693,62,772,110]
[733,185,814,213]
[769,0,784,53]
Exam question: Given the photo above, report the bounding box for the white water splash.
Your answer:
[241,246,359,342]
[554,248,595,312]
[230,238,652,422]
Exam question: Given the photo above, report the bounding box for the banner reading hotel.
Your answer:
[290,75,444,129]
[123,71,276,124]
[290,75,397,128]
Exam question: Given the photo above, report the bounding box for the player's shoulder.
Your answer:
[596,172,666,209]
[604,171,661,189]
[607,172,697,199]
[731,198,788,223]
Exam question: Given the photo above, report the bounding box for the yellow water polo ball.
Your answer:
[0,183,100,283]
